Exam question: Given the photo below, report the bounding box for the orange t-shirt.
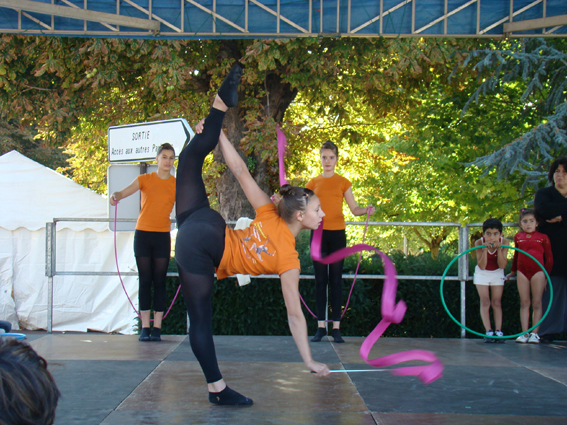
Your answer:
[306,173,351,230]
[216,204,300,279]
[136,172,176,232]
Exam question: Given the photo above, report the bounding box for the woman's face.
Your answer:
[554,164,567,187]
[299,195,325,230]
[320,149,338,174]
[156,149,175,172]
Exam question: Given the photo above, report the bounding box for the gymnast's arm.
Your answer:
[280,268,330,377]
[474,238,488,270]
[218,130,271,210]
[344,186,375,216]
[110,178,140,206]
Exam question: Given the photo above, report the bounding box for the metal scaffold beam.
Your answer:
[0,0,565,39]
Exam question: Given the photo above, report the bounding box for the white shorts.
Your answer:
[473,266,505,286]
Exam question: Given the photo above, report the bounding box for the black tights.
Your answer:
[312,229,347,322]
[176,107,226,383]
[314,260,345,322]
[176,108,225,220]
[178,266,222,383]
[136,256,169,312]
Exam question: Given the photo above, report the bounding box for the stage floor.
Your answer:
[17,332,567,424]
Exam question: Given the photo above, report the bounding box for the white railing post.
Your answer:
[45,221,56,333]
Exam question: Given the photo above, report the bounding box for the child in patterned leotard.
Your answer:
[506,209,553,344]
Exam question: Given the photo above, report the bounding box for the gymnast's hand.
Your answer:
[109,193,119,206]
[195,118,206,134]
[366,205,376,215]
[307,360,330,377]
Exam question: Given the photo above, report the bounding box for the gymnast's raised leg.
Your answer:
[175,64,252,406]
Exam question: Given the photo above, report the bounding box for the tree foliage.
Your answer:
[0,36,461,200]
[459,38,567,189]
[0,35,551,256]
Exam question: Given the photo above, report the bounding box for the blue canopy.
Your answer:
[0,0,565,39]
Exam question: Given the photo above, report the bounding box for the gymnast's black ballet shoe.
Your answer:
[138,327,151,342]
[331,329,345,343]
[218,63,243,108]
[209,386,253,406]
[150,327,161,342]
[311,327,327,342]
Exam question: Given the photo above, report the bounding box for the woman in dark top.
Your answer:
[534,157,567,341]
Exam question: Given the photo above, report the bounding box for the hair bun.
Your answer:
[279,184,294,197]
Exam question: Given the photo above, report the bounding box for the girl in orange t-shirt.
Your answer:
[306,141,375,343]
[110,143,176,342]
[174,64,329,407]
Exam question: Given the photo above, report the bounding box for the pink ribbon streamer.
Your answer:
[276,126,289,186]
[276,126,444,384]
[311,224,444,384]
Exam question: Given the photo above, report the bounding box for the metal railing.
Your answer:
[45,217,507,336]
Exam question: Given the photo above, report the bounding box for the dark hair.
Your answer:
[0,338,60,425]
[548,157,567,183]
[518,208,536,226]
[320,141,338,157]
[482,218,503,233]
[157,143,175,157]
[277,184,315,223]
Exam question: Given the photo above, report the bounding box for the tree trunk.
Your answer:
[412,227,449,260]
[215,71,298,222]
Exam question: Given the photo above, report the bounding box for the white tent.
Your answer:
[0,150,139,334]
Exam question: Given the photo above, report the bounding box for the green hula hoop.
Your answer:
[440,245,553,340]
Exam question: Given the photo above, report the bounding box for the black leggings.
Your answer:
[134,230,170,312]
[311,229,347,322]
[175,107,227,384]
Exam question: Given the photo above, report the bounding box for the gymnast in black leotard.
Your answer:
[175,64,330,406]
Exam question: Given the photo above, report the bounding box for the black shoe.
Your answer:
[311,327,327,342]
[139,327,150,342]
[331,329,345,343]
[209,386,253,406]
[150,327,161,342]
[218,63,243,108]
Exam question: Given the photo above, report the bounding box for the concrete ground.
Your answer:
[13,332,567,424]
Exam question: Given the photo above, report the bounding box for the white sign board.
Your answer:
[107,164,176,232]
[108,118,194,163]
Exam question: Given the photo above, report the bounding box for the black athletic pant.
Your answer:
[175,107,227,384]
[134,230,170,312]
[311,229,347,322]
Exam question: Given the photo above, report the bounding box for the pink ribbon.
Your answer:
[275,126,443,384]
[276,126,289,186]
[311,223,444,384]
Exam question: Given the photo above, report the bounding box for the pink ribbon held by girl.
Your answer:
[311,222,444,384]
[276,126,289,186]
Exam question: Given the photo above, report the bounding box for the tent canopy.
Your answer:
[0,0,565,39]
[0,150,138,334]
[0,150,107,232]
